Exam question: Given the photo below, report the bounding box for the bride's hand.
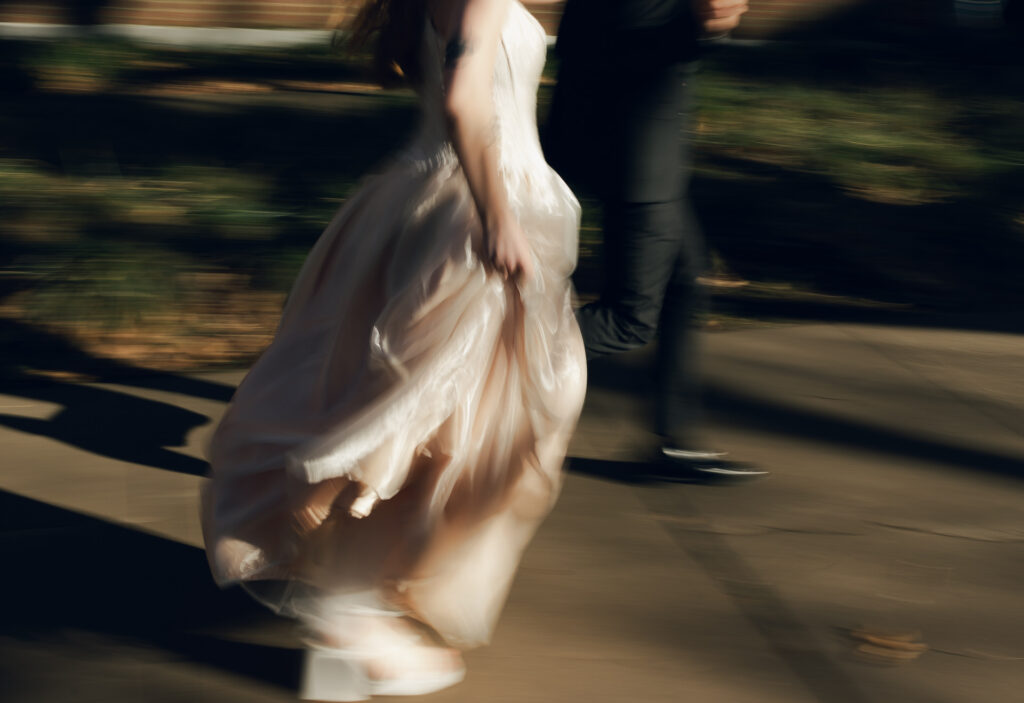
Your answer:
[486,216,534,283]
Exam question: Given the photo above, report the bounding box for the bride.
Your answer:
[200,0,585,699]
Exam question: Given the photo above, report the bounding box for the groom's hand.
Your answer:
[692,0,749,37]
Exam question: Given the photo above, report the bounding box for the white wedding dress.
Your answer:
[202,2,586,648]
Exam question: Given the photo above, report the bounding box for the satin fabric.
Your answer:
[201,1,586,648]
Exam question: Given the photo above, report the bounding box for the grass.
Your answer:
[697,44,1024,203]
[686,38,1024,312]
[1,34,1022,374]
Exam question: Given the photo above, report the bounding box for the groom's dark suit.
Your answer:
[546,0,706,448]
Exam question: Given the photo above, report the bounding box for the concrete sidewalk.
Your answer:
[1,322,1022,702]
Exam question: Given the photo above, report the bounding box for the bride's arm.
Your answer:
[438,0,534,282]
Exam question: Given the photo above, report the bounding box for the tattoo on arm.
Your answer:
[444,36,471,70]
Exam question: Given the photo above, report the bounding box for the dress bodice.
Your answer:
[403,1,549,176]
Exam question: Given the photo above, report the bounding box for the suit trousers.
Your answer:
[546,60,707,445]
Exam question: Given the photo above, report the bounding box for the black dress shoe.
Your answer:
[654,446,770,483]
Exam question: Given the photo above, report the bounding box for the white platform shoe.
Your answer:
[298,594,465,702]
[300,644,465,701]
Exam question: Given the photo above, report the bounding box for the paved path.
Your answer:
[2,322,1022,702]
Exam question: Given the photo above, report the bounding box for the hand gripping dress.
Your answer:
[201,1,586,649]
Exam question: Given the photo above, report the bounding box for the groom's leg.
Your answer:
[654,199,707,446]
[575,199,685,359]
[575,63,694,355]
[574,62,709,447]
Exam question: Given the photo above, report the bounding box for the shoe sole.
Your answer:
[300,648,466,701]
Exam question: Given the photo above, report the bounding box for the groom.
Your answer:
[546,0,766,481]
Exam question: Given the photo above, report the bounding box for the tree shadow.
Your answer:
[692,7,1024,321]
[708,294,1024,335]
[704,385,1024,480]
[0,87,418,280]
[0,489,298,691]
[691,153,1024,315]
[579,348,1024,481]
[566,457,653,485]
[0,318,239,476]
[0,317,236,398]
[0,383,211,476]
[718,13,1024,120]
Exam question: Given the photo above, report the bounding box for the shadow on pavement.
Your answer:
[565,457,652,485]
[705,386,1024,481]
[638,486,877,703]
[0,378,211,476]
[0,318,237,402]
[693,154,1024,317]
[0,490,298,691]
[581,350,1023,481]
[1,318,238,476]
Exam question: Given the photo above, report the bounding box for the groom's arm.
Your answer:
[691,0,749,36]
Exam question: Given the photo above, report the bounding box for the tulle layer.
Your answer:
[201,154,586,646]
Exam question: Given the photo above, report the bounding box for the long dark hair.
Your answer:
[349,0,426,86]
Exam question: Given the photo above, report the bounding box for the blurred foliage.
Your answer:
[1,37,363,92]
[18,242,188,327]
[684,38,1024,314]
[696,41,1024,206]
[0,32,1022,373]
[697,79,1015,204]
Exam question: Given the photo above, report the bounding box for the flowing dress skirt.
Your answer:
[201,150,586,647]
